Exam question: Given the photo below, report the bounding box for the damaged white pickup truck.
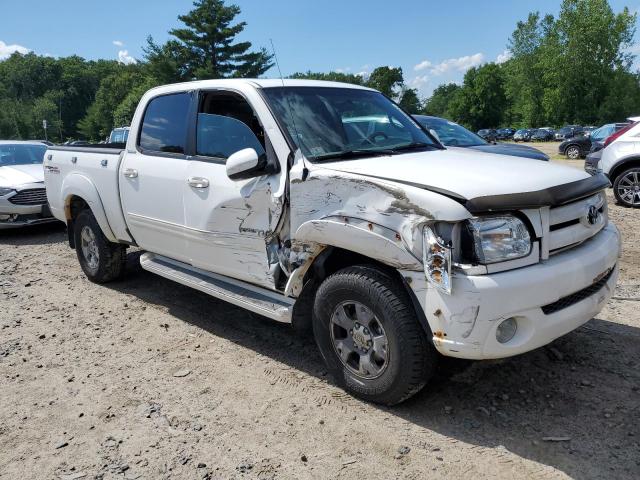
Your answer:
[44,80,621,405]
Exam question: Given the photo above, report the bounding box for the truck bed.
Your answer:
[44,144,133,243]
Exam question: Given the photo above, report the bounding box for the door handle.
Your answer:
[188,177,210,188]
[123,168,138,178]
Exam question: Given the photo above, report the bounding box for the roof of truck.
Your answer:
[146,78,376,95]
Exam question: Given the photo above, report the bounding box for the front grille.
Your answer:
[9,188,47,205]
[547,193,606,254]
[541,267,615,315]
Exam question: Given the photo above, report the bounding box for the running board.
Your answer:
[139,253,293,323]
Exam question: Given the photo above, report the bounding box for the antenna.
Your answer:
[269,39,301,154]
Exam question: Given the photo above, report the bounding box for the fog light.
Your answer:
[496,317,517,344]
[0,214,17,222]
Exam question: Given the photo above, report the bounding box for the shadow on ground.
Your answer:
[0,222,66,246]
[97,250,640,479]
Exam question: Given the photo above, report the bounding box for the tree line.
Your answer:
[0,0,638,141]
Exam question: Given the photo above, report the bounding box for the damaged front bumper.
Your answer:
[402,223,620,360]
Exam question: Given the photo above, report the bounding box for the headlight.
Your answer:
[0,187,15,196]
[423,226,452,294]
[465,215,531,264]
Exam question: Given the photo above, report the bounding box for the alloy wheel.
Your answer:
[80,225,100,269]
[330,301,389,379]
[616,171,640,206]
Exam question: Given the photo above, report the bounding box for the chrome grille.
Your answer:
[9,188,48,205]
[547,192,606,255]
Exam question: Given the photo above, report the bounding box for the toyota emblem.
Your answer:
[587,205,600,225]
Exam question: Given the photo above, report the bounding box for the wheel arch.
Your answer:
[609,157,640,183]
[61,174,117,247]
[291,245,431,338]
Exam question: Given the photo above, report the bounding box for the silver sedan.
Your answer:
[0,141,60,229]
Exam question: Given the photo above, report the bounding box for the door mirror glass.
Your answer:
[226,148,267,180]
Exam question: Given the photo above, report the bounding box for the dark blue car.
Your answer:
[415,115,549,161]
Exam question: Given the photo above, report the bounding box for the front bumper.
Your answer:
[0,194,56,229]
[403,223,620,360]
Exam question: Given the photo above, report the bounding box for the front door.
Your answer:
[183,90,283,288]
[120,92,191,262]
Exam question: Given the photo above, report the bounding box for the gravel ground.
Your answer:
[1,160,639,480]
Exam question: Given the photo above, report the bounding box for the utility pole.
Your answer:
[42,119,48,142]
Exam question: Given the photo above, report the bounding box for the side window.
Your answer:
[196,91,266,161]
[139,93,191,154]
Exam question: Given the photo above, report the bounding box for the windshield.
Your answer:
[262,87,439,161]
[0,144,47,166]
[416,116,486,147]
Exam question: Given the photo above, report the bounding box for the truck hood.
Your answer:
[467,143,549,161]
[0,164,44,187]
[318,147,594,207]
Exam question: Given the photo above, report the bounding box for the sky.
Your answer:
[1,0,638,97]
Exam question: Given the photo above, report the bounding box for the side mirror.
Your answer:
[226,148,269,180]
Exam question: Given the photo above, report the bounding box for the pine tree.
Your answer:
[146,0,273,81]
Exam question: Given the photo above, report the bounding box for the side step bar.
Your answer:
[140,253,294,323]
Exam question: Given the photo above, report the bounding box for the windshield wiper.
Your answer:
[389,142,435,153]
[312,149,394,162]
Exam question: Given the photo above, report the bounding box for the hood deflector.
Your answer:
[356,172,611,214]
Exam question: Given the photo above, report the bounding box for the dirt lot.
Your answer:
[1,159,639,480]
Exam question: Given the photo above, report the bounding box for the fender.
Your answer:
[62,173,118,243]
[294,216,422,271]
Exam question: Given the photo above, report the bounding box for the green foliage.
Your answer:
[366,67,404,98]
[77,66,150,140]
[145,0,273,81]
[289,70,366,85]
[398,88,422,113]
[423,84,462,118]
[1,0,639,141]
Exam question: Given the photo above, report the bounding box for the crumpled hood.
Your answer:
[0,164,44,187]
[317,147,589,201]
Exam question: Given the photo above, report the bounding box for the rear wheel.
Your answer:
[566,145,581,159]
[313,265,437,405]
[613,167,640,208]
[73,209,127,283]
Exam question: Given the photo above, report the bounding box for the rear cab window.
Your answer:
[139,93,191,154]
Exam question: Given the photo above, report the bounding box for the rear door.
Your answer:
[119,92,192,262]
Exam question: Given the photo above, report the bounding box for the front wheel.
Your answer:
[566,145,581,159]
[613,167,640,208]
[73,209,127,283]
[313,266,437,405]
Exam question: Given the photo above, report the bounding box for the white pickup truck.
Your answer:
[44,79,621,405]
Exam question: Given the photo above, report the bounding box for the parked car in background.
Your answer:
[415,116,549,161]
[477,129,498,142]
[530,129,554,141]
[555,125,584,141]
[0,141,58,228]
[108,127,130,144]
[561,123,630,159]
[582,126,597,137]
[513,129,535,142]
[44,79,617,405]
[589,119,640,207]
[496,128,515,140]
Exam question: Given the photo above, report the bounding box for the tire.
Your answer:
[566,145,580,160]
[613,167,640,208]
[73,209,127,283]
[313,265,437,405]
